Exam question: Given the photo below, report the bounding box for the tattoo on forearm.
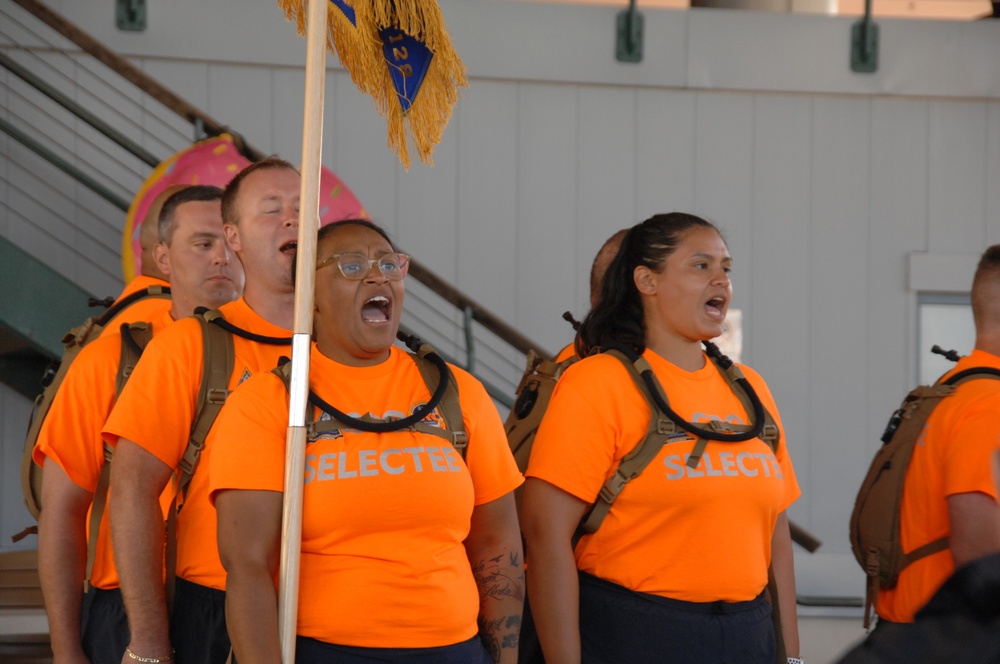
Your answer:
[472,553,525,603]
[479,615,522,661]
[473,551,524,661]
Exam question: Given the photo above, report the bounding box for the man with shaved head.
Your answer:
[872,244,1000,628]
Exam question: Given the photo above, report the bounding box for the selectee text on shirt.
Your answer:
[305,446,464,483]
[304,404,462,484]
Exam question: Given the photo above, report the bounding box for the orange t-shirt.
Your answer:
[207,345,523,648]
[526,349,800,603]
[553,343,576,363]
[876,349,1000,622]
[34,308,176,590]
[96,276,171,339]
[102,297,291,589]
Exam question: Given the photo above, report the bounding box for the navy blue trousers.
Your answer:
[295,634,493,663]
[578,571,775,664]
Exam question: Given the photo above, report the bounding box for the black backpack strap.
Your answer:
[96,285,171,327]
[408,345,467,457]
[280,342,466,457]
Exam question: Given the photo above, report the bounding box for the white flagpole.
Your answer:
[279,0,327,661]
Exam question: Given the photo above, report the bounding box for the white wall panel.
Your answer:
[867,98,928,427]
[394,122,460,281]
[635,89,697,219]
[326,71,401,236]
[693,92,755,325]
[928,101,988,254]
[576,86,637,315]
[269,67,306,164]
[808,96,871,553]
[987,103,1000,248]
[515,83,579,353]
[748,93,813,528]
[454,80,519,323]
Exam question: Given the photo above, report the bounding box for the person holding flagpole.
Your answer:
[208,219,524,664]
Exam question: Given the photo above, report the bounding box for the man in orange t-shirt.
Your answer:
[103,159,299,664]
[874,244,1000,625]
[34,185,241,664]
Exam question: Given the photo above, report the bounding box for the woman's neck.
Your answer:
[644,333,705,372]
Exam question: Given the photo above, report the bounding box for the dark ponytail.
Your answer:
[576,212,721,357]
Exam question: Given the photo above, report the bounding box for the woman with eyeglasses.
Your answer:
[521,213,802,664]
[206,219,524,664]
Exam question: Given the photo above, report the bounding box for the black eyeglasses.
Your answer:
[316,252,411,281]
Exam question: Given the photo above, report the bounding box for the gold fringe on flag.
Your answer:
[361,1,467,168]
[279,0,467,169]
[279,0,383,106]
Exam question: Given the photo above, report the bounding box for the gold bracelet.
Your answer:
[125,647,175,663]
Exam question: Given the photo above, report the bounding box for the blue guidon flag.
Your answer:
[282,0,467,168]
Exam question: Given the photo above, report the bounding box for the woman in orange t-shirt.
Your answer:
[210,220,524,664]
[522,213,801,664]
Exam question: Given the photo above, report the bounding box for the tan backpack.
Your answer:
[16,285,170,529]
[850,365,1000,628]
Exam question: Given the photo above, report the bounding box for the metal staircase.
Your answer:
[0,0,546,407]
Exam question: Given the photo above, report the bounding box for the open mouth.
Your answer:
[705,296,726,318]
[280,240,297,255]
[361,295,391,323]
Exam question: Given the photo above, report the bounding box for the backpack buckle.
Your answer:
[707,419,735,433]
[206,387,230,405]
[865,548,881,578]
[761,423,779,443]
[598,470,630,504]
[655,417,677,435]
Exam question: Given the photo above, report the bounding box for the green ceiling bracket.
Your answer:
[116,0,147,32]
[850,0,879,74]
[616,0,644,63]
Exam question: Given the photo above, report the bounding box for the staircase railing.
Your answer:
[1,0,550,407]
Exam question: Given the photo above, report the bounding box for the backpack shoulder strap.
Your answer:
[577,349,678,537]
[577,348,783,538]
[705,356,781,454]
[115,322,154,397]
[177,310,235,491]
[294,347,468,458]
[893,367,1000,572]
[166,309,233,609]
[83,321,154,589]
[96,285,171,328]
[407,348,467,458]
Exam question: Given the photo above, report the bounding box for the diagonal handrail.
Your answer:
[6,0,550,391]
